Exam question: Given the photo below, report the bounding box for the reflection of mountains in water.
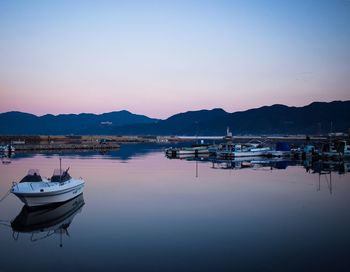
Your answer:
[11,193,85,245]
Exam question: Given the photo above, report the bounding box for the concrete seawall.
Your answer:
[13,143,120,151]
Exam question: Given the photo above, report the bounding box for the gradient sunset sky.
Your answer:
[0,0,349,119]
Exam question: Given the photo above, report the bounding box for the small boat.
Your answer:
[11,168,85,207]
[216,143,271,158]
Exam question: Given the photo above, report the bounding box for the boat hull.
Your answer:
[12,179,85,207]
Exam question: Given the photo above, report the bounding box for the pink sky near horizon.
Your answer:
[1,0,349,119]
[0,93,348,119]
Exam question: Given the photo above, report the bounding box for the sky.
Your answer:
[0,0,349,119]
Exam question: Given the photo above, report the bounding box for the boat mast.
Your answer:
[60,158,62,182]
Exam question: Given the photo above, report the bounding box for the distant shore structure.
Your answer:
[1,133,348,153]
[100,121,113,125]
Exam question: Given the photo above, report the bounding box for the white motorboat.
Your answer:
[11,168,85,207]
[210,127,270,158]
[216,143,271,158]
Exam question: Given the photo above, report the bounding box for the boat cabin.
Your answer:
[20,169,42,183]
[51,169,71,183]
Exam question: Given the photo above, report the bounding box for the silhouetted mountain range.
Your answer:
[1,101,349,135]
[0,110,158,135]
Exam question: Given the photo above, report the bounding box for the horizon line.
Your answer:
[1,99,347,120]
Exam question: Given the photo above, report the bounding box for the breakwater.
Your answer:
[13,142,120,151]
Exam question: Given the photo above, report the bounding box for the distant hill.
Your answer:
[111,101,350,135]
[1,101,349,135]
[0,110,158,135]
[228,101,350,135]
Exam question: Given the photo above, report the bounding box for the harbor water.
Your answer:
[1,144,350,271]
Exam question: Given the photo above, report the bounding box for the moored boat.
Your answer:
[206,127,273,158]
[11,168,85,207]
[216,143,271,158]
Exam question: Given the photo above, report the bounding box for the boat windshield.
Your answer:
[20,169,42,183]
[51,169,71,183]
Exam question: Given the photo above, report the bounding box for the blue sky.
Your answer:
[0,0,349,118]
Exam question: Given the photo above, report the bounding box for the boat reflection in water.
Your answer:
[180,155,295,171]
[176,155,350,195]
[173,154,350,174]
[11,193,85,247]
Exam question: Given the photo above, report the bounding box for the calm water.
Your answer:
[1,144,350,272]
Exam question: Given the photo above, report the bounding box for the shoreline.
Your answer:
[1,134,349,153]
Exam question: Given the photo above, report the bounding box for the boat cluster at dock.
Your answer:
[165,128,350,161]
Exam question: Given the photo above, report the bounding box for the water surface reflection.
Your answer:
[11,194,85,246]
[0,145,350,272]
